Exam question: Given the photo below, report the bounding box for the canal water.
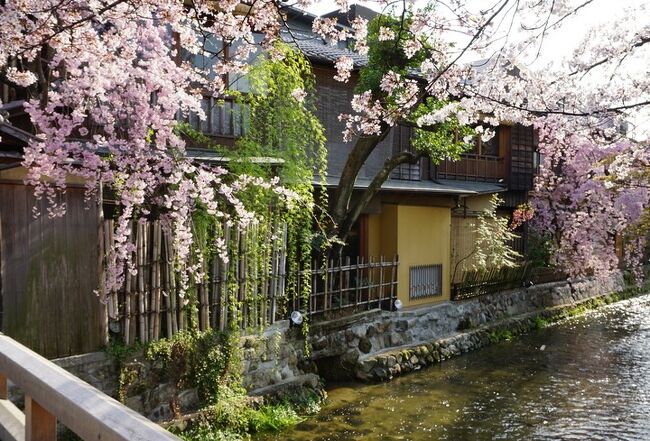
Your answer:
[262,293,650,440]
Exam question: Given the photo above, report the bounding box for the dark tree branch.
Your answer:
[331,128,390,227]
[337,150,425,242]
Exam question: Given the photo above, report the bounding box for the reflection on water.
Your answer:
[259,294,650,440]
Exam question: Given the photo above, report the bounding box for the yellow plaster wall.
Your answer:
[367,204,398,260]
[462,194,494,212]
[396,205,451,307]
[364,203,453,308]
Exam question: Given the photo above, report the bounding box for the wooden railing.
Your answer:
[451,262,532,301]
[297,256,399,320]
[436,154,505,182]
[181,96,247,138]
[0,333,181,441]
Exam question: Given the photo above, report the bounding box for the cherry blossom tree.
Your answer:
[1,0,649,292]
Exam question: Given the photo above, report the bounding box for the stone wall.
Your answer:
[309,274,625,381]
[48,322,316,422]
[44,274,625,420]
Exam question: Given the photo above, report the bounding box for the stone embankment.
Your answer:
[41,273,625,420]
[309,274,624,382]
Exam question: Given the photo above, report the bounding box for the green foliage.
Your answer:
[225,42,326,188]
[105,338,142,364]
[534,315,548,330]
[526,232,555,268]
[356,13,473,168]
[410,98,474,162]
[216,43,326,338]
[356,13,428,96]
[170,394,314,441]
[489,329,513,343]
[472,195,523,271]
[174,121,213,148]
[146,329,242,404]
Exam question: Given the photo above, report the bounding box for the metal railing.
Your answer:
[409,264,443,299]
[0,333,181,441]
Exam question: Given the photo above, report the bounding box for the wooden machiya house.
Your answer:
[278,6,541,309]
[0,4,539,358]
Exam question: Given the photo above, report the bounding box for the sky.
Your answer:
[305,0,650,139]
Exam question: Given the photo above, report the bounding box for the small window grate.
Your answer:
[409,264,443,299]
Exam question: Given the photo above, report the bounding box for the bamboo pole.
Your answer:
[150,221,157,340]
[123,225,132,345]
[167,229,179,336]
[137,222,146,343]
[219,223,230,331]
[97,185,108,346]
[154,221,162,340]
[238,228,247,329]
[259,223,269,326]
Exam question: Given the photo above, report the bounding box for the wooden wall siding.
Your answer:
[450,216,481,283]
[509,124,537,190]
[450,215,522,283]
[313,67,396,181]
[390,125,421,181]
[435,153,505,182]
[0,184,102,358]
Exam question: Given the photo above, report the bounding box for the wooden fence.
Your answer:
[0,183,102,359]
[298,256,399,320]
[451,262,532,300]
[102,220,399,344]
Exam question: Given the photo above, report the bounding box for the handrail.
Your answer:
[0,333,182,441]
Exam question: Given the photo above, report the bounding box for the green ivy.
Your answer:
[145,329,242,405]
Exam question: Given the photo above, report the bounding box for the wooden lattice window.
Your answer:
[409,264,443,299]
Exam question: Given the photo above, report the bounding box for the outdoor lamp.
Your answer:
[290,310,304,328]
[394,299,403,311]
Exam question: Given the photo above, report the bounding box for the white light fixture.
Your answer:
[394,299,403,311]
[290,310,304,326]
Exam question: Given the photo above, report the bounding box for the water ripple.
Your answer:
[259,293,650,441]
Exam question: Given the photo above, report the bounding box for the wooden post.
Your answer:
[0,372,7,399]
[25,396,56,441]
[97,184,108,346]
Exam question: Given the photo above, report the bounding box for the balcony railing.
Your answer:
[180,96,247,138]
[435,154,505,183]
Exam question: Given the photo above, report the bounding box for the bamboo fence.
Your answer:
[101,220,399,344]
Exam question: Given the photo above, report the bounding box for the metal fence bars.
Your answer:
[451,262,532,301]
[298,256,399,320]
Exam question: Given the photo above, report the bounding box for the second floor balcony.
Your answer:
[434,154,505,183]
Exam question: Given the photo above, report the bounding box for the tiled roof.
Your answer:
[294,39,367,67]
[282,31,367,67]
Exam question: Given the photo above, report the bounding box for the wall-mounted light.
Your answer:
[109,320,121,334]
[393,299,403,311]
[290,310,304,328]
